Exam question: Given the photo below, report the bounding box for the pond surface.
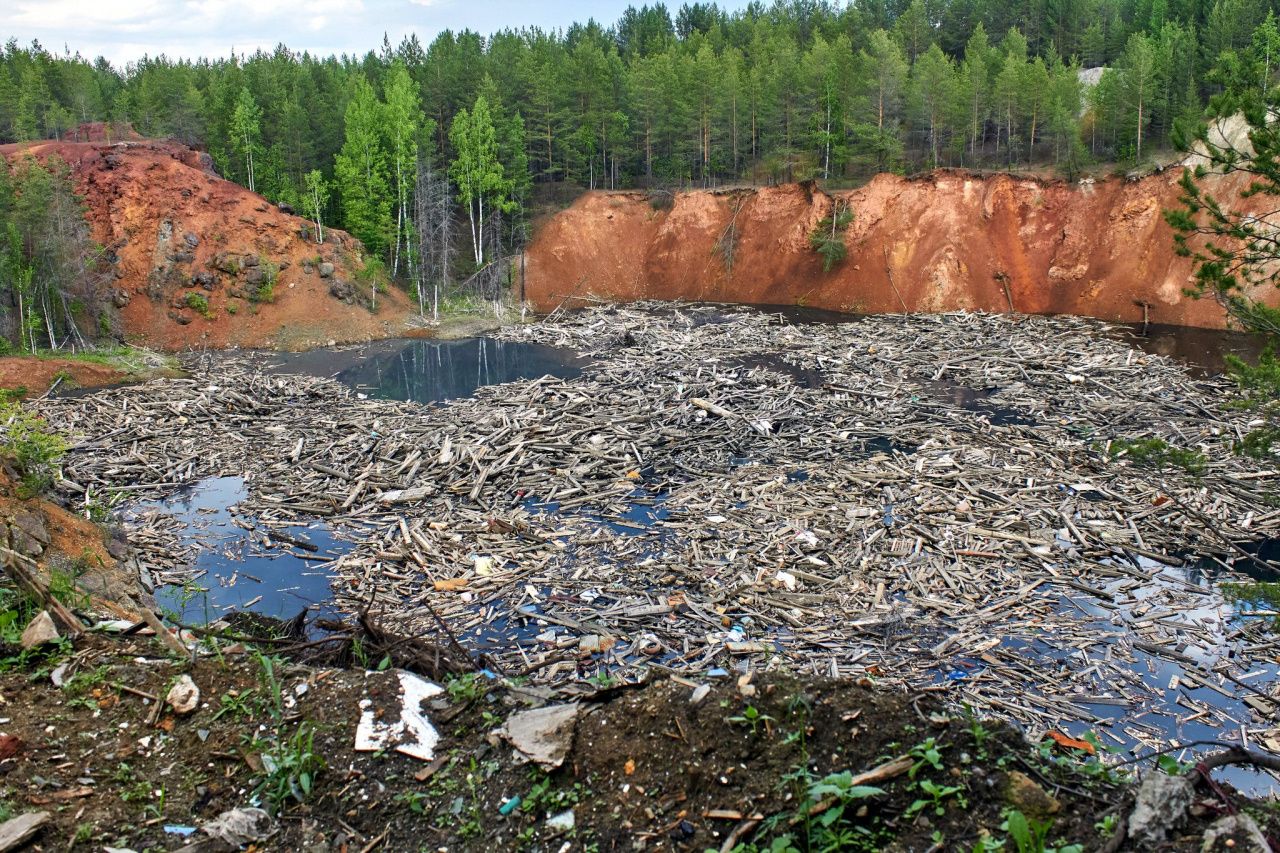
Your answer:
[267,337,587,404]
[128,476,347,624]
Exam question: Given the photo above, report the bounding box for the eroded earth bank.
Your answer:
[525,170,1278,329]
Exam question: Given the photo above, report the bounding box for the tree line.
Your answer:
[2,0,1280,292]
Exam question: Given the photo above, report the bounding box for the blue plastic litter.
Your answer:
[499,795,522,815]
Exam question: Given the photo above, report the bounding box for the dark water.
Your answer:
[333,338,586,404]
[1115,323,1270,376]
[133,476,346,624]
[922,379,1037,426]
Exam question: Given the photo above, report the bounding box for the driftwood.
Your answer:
[27,304,1280,777]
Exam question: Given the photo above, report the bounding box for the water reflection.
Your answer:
[127,476,346,624]
[334,338,586,404]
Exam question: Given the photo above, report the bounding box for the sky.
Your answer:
[2,0,753,67]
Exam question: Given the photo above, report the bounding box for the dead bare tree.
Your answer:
[414,153,454,322]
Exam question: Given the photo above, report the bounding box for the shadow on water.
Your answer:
[922,379,1037,426]
[129,476,348,625]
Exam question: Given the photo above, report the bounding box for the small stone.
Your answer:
[546,810,575,832]
[1004,771,1060,820]
[166,675,200,715]
[20,612,60,649]
[689,684,710,705]
[1202,813,1269,852]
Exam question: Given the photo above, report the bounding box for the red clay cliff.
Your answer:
[525,170,1276,329]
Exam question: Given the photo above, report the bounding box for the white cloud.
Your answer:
[10,0,166,31]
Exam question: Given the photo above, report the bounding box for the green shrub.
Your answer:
[185,292,211,318]
[0,402,67,495]
[1103,437,1208,475]
[810,202,854,273]
[251,258,279,304]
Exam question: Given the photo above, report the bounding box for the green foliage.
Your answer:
[0,401,66,495]
[1001,809,1083,853]
[809,202,854,273]
[184,291,210,318]
[1102,437,1208,475]
[0,157,111,352]
[256,722,326,813]
[728,703,775,735]
[250,259,278,303]
[904,777,965,818]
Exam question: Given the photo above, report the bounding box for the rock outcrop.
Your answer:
[525,169,1279,328]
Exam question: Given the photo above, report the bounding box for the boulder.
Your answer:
[244,268,266,286]
[318,262,335,278]
[329,279,355,301]
[241,254,259,268]
[211,252,241,274]
[12,510,49,547]
[7,512,47,559]
[183,232,200,248]
[191,271,216,290]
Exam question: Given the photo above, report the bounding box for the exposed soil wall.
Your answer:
[525,170,1276,328]
[1,136,414,350]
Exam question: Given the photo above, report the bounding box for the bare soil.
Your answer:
[1,628,1276,852]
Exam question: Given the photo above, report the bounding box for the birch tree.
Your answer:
[449,95,506,268]
[383,62,423,278]
[303,169,329,244]
[230,87,262,193]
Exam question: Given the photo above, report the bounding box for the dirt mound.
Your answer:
[0,357,125,397]
[1,138,414,350]
[525,170,1277,329]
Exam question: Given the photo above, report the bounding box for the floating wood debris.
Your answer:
[31,304,1280,766]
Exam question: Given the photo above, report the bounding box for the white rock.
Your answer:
[166,675,201,715]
